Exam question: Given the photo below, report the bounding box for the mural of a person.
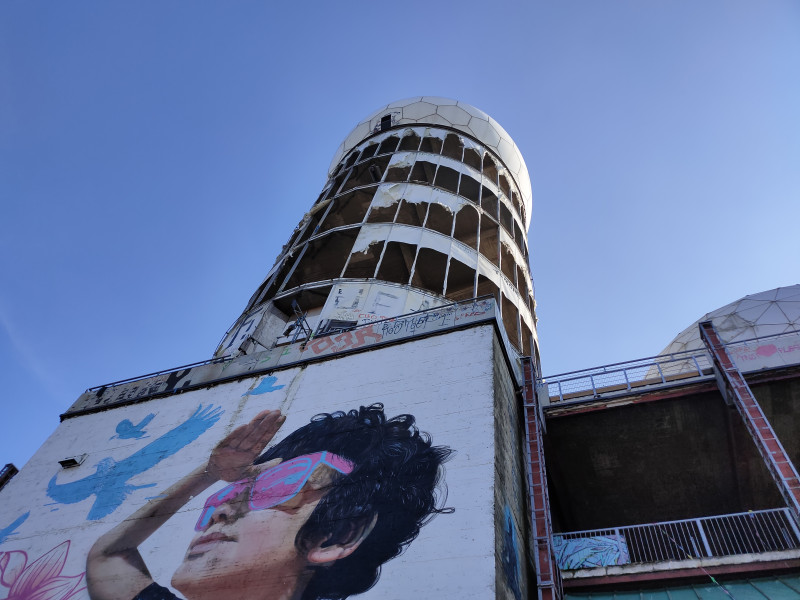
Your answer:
[87,403,452,600]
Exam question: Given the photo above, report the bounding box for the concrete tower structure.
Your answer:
[0,99,538,600]
[215,97,538,364]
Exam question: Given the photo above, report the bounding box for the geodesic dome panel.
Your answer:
[659,284,800,355]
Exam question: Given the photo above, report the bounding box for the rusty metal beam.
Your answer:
[699,321,800,524]
[522,357,563,600]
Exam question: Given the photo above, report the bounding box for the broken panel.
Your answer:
[458,173,480,205]
[317,187,377,233]
[481,186,498,219]
[376,241,416,285]
[445,258,476,301]
[360,141,379,160]
[419,134,443,154]
[463,146,482,171]
[284,229,358,290]
[500,243,517,285]
[498,173,511,199]
[442,133,464,162]
[378,135,401,156]
[395,199,428,227]
[410,248,447,296]
[511,191,523,222]
[340,155,392,193]
[479,215,499,267]
[343,240,385,279]
[410,160,437,185]
[434,165,460,194]
[385,157,413,182]
[513,220,524,256]
[500,202,514,236]
[425,202,454,237]
[483,154,498,185]
[366,198,400,223]
[398,130,421,151]
[453,204,479,250]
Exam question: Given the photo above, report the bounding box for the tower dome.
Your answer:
[216,98,537,360]
[659,284,800,355]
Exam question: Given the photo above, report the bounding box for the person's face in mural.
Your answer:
[171,453,356,600]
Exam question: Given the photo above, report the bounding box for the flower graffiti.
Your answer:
[0,540,85,600]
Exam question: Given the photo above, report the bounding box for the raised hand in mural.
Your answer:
[86,409,284,600]
[206,410,285,482]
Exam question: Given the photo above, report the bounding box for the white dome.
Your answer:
[660,284,800,355]
[329,97,533,228]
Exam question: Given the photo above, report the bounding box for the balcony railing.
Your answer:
[553,508,800,570]
[540,349,713,404]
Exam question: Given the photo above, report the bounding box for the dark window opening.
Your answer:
[317,319,359,337]
[483,154,498,185]
[458,174,480,204]
[511,191,522,221]
[360,142,379,160]
[399,131,421,152]
[442,133,464,162]
[445,258,475,301]
[477,274,499,305]
[284,229,357,289]
[501,294,521,352]
[341,155,391,193]
[500,203,514,235]
[499,173,511,199]
[345,152,360,170]
[378,135,400,155]
[395,199,427,227]
[411,248,447,295]
[453,205,478,250]
[366,200,399,224]
[420,135,443,154]
[521,323,533,357]
[410,161,437,185]
[501,244,517,284]
[517,265,530,300]
[380,114,392,131]
[377,241,416,285]
[513,221,524,256]
[479,216,499,266]
[463,147,482,171]
[481,187,498,219]
[385,162,412,183]
[426,203,454,237]
[343,240,385,279]
[434,165,459,194]
[317,187,377,233]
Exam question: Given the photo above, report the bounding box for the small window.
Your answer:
[380,114,392,131]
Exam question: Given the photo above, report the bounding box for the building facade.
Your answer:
[0,98,537,600]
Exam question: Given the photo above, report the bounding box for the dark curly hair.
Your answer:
[254,403,453,600]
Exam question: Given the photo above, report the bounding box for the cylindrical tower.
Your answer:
[216,97,538,361]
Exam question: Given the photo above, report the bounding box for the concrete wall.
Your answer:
[0,325,527,600]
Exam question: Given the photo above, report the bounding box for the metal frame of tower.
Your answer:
[522,356,563,600]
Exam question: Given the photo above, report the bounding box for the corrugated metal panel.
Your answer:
[566,575,800,600]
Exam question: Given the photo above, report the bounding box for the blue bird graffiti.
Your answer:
[0,512,29,545]
[244,375,285,396]
[110,413,156,440]
[47,404,223,520]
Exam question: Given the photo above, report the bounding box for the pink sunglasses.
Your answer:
[195,451,354,531]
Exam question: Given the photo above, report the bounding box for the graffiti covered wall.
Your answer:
[1,324,525,600]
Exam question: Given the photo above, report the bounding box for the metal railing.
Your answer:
[553,508,800,570]
[540,349,714,404]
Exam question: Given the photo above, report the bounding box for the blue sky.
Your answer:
[1,1,798,468]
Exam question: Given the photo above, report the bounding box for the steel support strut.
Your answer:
[522,357,562,600]
[699,321,800,524]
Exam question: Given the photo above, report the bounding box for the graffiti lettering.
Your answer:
[307,325,383,355]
